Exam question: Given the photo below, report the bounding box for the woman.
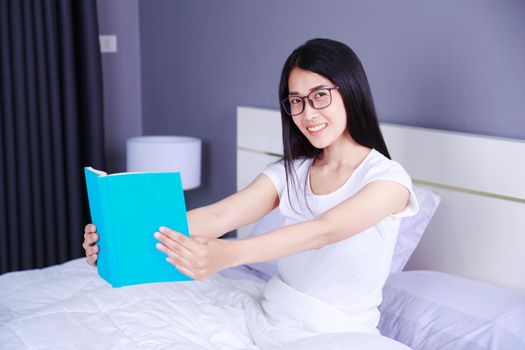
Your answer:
[83,38,417,348]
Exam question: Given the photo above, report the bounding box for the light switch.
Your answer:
[99,35,118,53]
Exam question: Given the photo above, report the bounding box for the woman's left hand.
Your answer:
[154,226,237,281]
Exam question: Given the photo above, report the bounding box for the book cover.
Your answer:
[84,167,192,287]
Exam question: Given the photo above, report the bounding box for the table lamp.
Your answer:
[126,136,201,190]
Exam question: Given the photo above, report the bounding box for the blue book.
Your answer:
[84,167,192,287]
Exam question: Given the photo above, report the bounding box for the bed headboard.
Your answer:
[236,106,525,292]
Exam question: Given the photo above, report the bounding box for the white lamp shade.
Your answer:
[126,136,201,190]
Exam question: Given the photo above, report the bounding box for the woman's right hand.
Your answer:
[83,224,99,266]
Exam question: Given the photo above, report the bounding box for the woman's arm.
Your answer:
[186,173,279,238]
[155,180,409,279]
[233,180,409,265]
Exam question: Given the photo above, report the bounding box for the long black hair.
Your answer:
[278,38,390,209]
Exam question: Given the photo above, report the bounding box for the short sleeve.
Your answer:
[363,160,419,219]
[262,160,286,198]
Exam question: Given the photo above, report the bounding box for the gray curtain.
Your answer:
[0,0,106,273]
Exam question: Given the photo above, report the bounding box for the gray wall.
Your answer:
[97,0,142,173]
[137,0,525,208]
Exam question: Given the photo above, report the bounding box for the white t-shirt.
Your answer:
[260,149,419,335]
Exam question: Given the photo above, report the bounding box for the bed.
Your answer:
[1,106,524,349]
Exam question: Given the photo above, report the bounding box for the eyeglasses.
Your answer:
[281,86,339,116]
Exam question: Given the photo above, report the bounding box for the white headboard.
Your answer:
[236,106,525,292]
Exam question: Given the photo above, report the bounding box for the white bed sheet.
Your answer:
[0,259,410,350]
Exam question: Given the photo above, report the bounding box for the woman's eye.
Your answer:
[314,90,328,98]
[289,97,302,105]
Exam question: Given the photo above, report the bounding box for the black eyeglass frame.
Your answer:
[281,86,340,116]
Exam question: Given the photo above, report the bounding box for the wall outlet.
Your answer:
[99,35,118,53]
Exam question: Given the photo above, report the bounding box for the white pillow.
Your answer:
[390,185,441,273]
[244,185,440,279]
[379,271,525,350]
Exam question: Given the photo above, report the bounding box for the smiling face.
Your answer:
[287,67,351,150]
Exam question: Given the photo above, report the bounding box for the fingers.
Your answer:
[155,237,185,259]
[156,238,200,279]
[82,233,99,252]
[161,246,195,273]
[87,253,98,266]
[155,236,197,273]
[166,257,197,280]
[83,223,99,266]
[84,223,97,233]
[85,243,99,256]
[154,231,195,263]
[155,227,210,280]
[158,226,201,253]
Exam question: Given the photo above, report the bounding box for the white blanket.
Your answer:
[0,259,409,349]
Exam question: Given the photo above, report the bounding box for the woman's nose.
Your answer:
[302,100,318,120]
